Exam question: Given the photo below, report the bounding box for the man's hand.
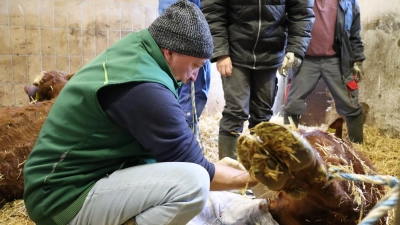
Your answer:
[278,52,302,76]
[216,56,233,77]
[352,61,364,82]
[216,157,246,171]
[211,161,258,191]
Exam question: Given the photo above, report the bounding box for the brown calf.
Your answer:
[1,70,70,206]
[0,100,54,206]
[237,121,386,225]
[24,71,73,102]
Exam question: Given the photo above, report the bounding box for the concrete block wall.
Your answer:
[0,0,158,107]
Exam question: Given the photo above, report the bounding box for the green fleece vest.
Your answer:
[23,29,180,225]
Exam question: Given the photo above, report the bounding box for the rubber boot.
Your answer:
[218,135,238,160]
[345,113,363,144]
[283,114,300,128]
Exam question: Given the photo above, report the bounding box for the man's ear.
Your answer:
[161,48,173,63]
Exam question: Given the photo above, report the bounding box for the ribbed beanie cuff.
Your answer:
[148,0,213,58]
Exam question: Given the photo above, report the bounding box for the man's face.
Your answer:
[163,49,207,84]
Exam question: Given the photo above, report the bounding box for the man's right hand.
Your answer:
[216,56,233,77]
[211,163,258,191]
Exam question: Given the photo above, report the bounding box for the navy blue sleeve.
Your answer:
[158,0,201,16]
[97,82,215,180]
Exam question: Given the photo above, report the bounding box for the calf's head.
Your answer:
[24,71,73,102]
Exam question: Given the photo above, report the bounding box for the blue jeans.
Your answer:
[178,60,211,126]
[68,162,210,225]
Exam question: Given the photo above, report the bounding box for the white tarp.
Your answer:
[188,191,278,225]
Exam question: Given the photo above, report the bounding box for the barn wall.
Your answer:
[358,0,400,136]
[0,0,158,107]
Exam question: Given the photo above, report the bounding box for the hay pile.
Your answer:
[360,126,400,177]
[0,199,33,225]
[1,113,398,225]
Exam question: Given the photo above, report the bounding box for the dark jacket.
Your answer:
[334,0,365,78]
[201,0,315,69]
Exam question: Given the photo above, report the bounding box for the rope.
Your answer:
[190,81,205,152]
[190,81,198,135]
[327,168,399,225]
[360,184,399,225]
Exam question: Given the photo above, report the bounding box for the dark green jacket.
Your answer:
[23,29,179,225]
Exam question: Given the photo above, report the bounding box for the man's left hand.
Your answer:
[352,61,364,82]
[278,52,302,76]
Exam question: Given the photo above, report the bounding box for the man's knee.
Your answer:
[181,164,210,210]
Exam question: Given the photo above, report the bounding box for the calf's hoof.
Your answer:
[237,122,316,191]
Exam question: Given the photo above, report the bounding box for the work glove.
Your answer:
[352,61,364,82]
[278,52,302,76]
[216,157,246,171]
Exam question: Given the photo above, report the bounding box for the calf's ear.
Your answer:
[24,86,29,94]
[328,117,344,139]
[65,73,74,80]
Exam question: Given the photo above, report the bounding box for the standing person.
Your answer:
[202,0,315,159]
[23,1,258,225]
[282,0,365,143]
[159,0,211,132]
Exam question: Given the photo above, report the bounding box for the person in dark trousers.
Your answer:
[159,0,211,132]
[202,0,315,159]
[23,1,257,225]
[282,0,365,144]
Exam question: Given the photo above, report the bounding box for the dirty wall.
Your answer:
[0,0,158,107]
[358,0,400,136]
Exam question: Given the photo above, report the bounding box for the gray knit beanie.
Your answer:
[148,0,213,59]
